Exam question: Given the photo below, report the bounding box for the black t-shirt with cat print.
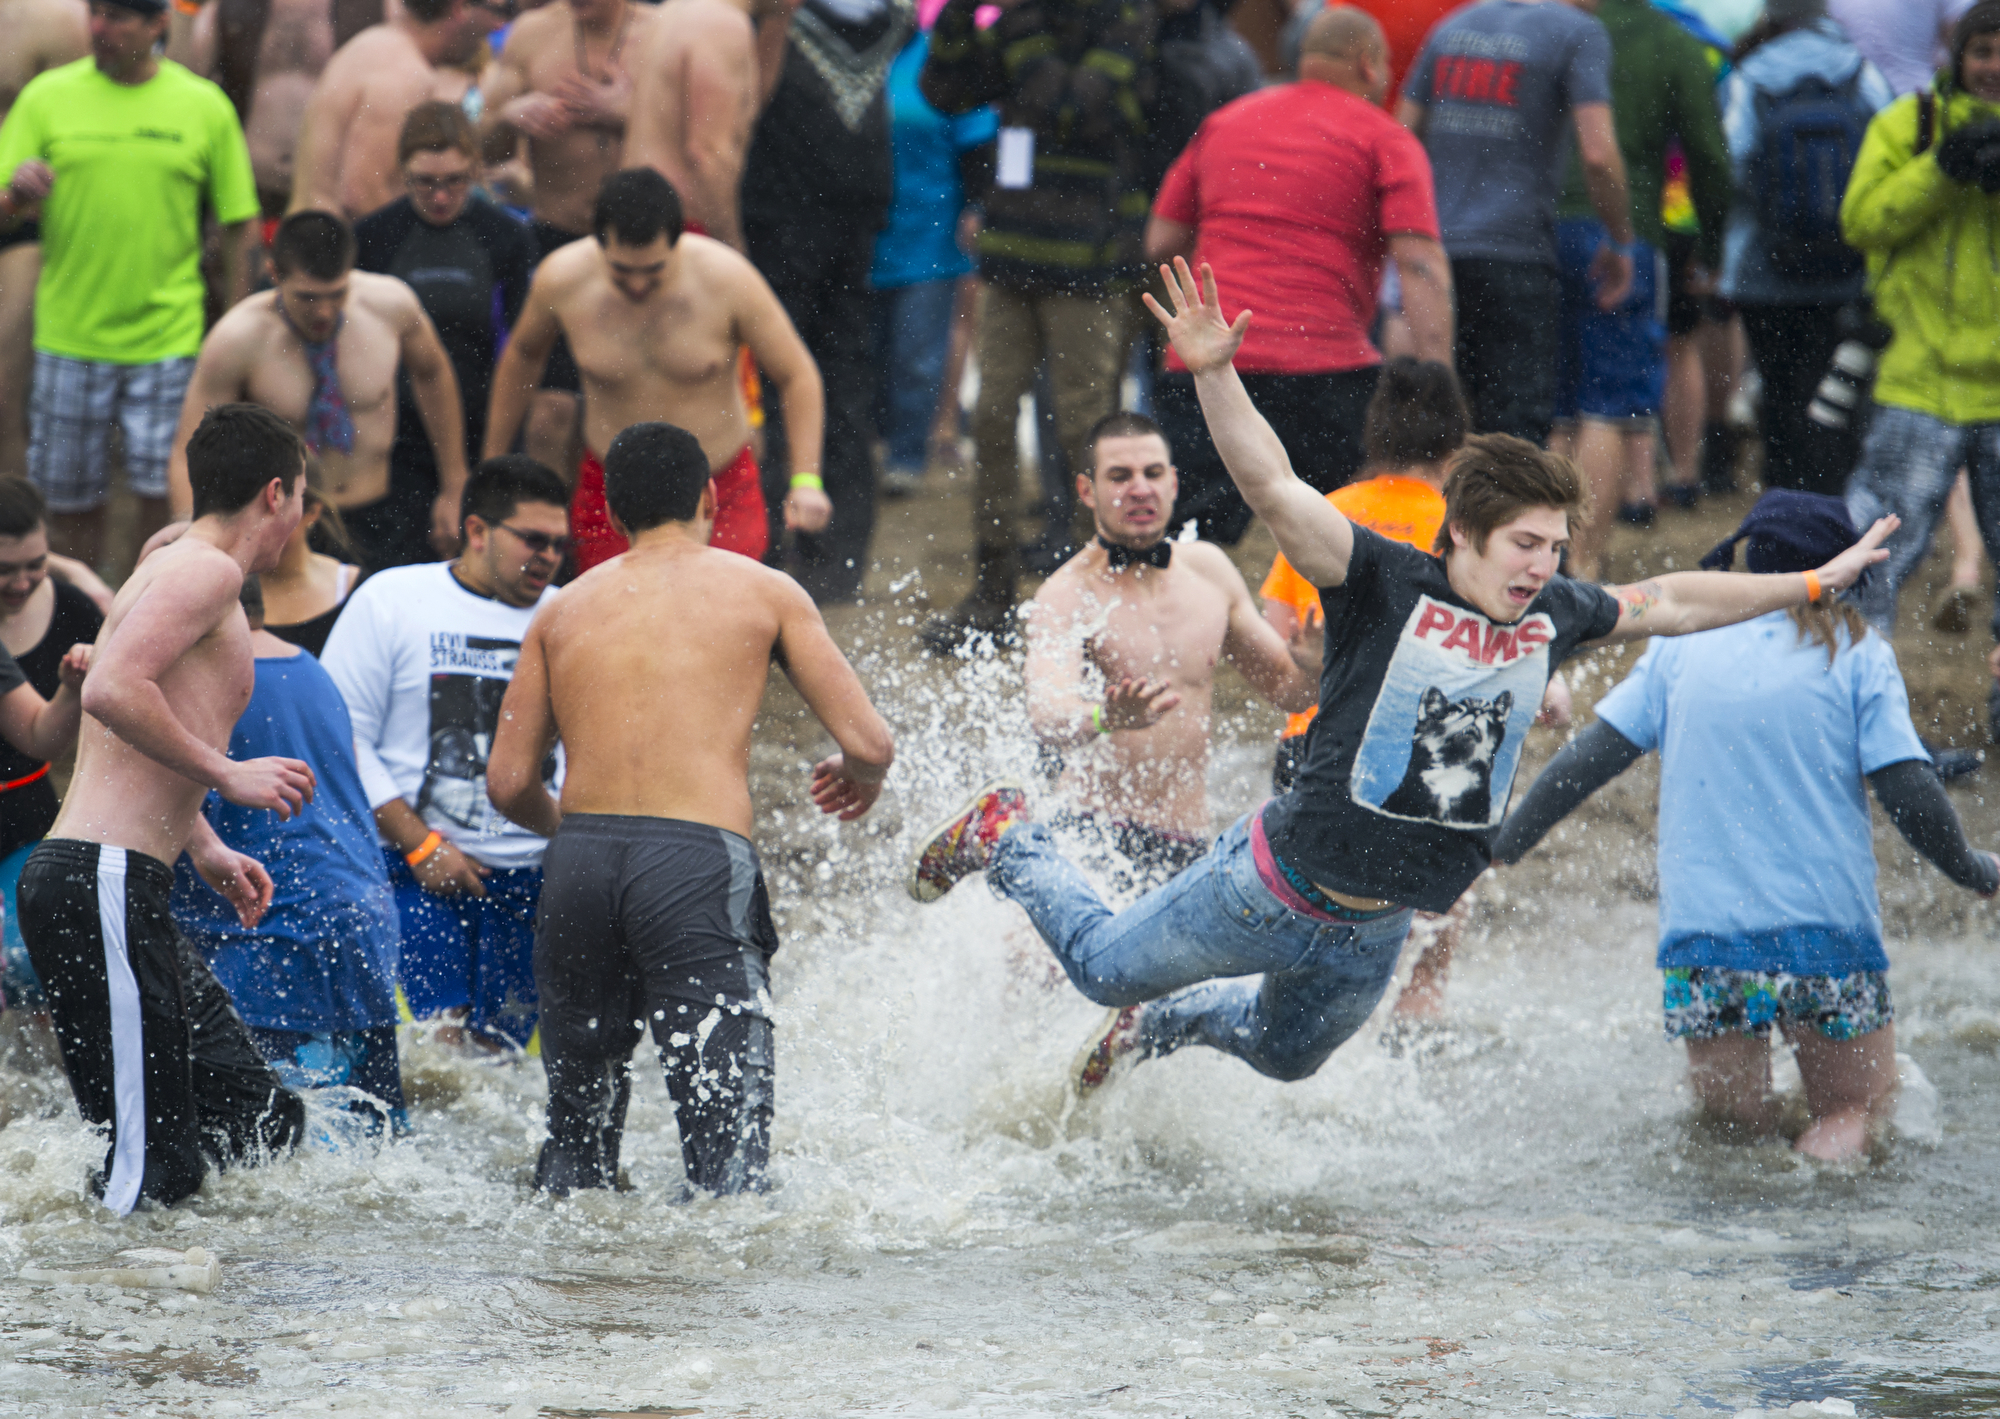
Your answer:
[1261,526,1620,913]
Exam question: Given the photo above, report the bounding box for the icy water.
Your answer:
[3,626,2000,1418]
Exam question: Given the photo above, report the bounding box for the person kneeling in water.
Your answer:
[1494,491,1998,1162]
[907,259,1897,1098]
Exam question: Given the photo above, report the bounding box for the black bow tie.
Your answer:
[1099,535,1173,570]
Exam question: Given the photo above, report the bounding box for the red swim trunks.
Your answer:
[570,444,769,573]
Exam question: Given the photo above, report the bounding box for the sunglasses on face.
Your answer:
[496,523,573,557]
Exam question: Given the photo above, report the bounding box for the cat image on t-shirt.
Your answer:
[1378,686,1513,825]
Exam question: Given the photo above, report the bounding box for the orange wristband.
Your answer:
[405,830,444,867]
[1803,570,1822,604]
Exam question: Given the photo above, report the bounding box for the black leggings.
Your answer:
[532,814,779,1197]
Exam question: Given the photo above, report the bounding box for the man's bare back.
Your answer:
[168,274,437,513]
[290,21,460,217]
[0,0,88,119]
[622,0,755,249]
[483,0,657,237]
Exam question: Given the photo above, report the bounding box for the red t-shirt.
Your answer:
[1153,81,1439,376]
[1353,0,1465,114]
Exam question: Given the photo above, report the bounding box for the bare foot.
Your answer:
[1794,1109,1870,1162]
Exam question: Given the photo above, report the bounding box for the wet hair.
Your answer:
[269,210,355,281]
[603,422,710,531]
[0,478,47,540]
[460,456,570,538]
[1083,410,1171,476]
[592,168,684,249]
[1433,434,1585,558]
[404,0,459,23]
[1952,0,2000,89]
[1732,0,1825,62]
[185,403,306,520]
[239,573,265,627]
[398,100,479,165]
[1362,359,1469,470]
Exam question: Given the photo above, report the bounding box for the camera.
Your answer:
[1807,302,1894,432]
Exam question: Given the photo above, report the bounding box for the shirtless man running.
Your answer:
[622,0,757,251]
[166,210,469,569]
[18,402,313,1213]
[488,420,892,1197]
[485,167,828,572]
[0,0,87,478]
[289,0,490,220]
[1025,409,1316,895]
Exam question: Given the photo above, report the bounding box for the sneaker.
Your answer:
[918,599,1020,656]
[1071,1005,1147,1097]
[906,777,1028,902]
[1660,484,1700,511]
[1616,501,1657,528]
[881,465,924,499]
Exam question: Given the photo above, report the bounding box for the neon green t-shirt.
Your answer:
[0,58,257,364]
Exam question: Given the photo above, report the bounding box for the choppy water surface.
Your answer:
[3,624,1999,1418]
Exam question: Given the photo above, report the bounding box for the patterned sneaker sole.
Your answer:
[1070,1006,1138,1098]
[905,776,1027,903]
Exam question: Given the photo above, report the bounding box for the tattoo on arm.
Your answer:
[1614,579,1665,625]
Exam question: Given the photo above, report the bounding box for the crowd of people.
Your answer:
[0,0,1996,1211]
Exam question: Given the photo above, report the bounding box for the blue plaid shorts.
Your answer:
[28,351,195,511]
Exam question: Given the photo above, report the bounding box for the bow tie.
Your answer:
[1099,535,1173,571]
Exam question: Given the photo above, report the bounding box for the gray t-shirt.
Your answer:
[0,643,24,700]
[1405,0,1613,267]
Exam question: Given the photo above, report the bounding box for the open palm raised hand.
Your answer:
[1141,258,1252,375]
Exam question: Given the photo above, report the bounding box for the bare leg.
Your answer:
[1787,1022,1897,1162]
[1661,333,1702,497]
[0,244,39,480]
[1569,418,1625,581]
[1392,896,1469,1020]
[1621,426,1659,510]
[1685,1033,1780,1136]
[48,508,105,571]
[524,391,581,481]
[1948,471,1983,590]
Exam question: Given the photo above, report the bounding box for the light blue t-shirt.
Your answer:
[1595,611,1928,975]
[871,34,998,289]
[172,650,401,1033]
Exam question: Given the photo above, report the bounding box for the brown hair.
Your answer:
[1433,433,1586,557]
[298,457,358,562]
[1083,410,1171,476]
[398,100,479,166]
[1786,600,1872,664]
[1363,358,1468,470]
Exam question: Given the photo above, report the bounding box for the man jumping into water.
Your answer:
[18,402,314,1212]
[488,421,893,1197]
[909,258,1898,1096]
[1025,409,1317,896]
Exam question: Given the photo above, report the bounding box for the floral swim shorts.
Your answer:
[1662,967,1893,1043]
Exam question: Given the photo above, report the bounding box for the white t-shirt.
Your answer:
[1828,0,1975,94]
[320,562,561,869]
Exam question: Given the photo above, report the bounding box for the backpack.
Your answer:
[1751,68,1871,281]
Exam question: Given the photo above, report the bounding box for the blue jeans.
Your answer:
[869,278,958,475]
[1845,404,2000,636]
[385,852,542,1048]
[989,816,1414,1081]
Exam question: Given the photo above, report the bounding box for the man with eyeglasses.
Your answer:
[165,209,471,570]
[356,101,538,544]
[320,454,572,1054]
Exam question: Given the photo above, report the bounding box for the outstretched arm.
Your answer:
[1595,520,1898,642]
[773,579,893,819]
[1144,258,1355,586]
[1871,759,2000,895]
[1490,720,1647,864]
[489,613,563,838]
